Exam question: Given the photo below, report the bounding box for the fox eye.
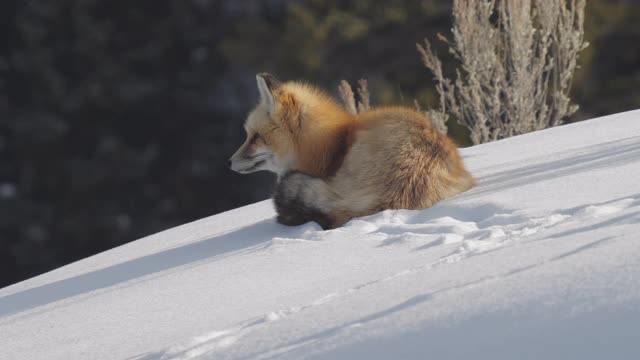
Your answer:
[250,133,265,145]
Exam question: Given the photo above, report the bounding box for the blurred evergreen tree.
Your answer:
[574,0,640,119]
[0,0,274,285]
[1,0,638,287]
[222,0,457,131]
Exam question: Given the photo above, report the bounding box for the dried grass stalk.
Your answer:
[338,80,358,115]
[338,79,371,114]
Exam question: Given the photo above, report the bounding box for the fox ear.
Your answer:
[256,73,281,113]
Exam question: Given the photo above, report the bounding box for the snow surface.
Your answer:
[2,110,640,359]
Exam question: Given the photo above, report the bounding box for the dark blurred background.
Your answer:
[1,0,639,288]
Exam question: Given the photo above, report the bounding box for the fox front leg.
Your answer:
[273,171,335,230]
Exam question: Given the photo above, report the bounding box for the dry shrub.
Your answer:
[418,0,588,144]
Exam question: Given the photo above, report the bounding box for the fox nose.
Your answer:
[227,159,232,168]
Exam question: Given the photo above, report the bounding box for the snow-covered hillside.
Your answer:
[2,110,640,360]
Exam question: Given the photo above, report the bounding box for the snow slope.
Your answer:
[2,110,640,360]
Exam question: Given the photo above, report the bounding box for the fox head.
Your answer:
[229,73,302,176]
[230,73,353,177]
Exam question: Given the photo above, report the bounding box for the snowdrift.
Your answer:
[2,110,640,359]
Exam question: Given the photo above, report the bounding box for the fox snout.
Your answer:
[229,144,274,174]
[229,154,257,174]
[229,155,266,174]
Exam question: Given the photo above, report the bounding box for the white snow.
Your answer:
[2,110,640,359]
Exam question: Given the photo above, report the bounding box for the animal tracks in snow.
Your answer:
[341,196,640,265]
[144,196,640,360]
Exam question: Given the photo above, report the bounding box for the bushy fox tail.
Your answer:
[273,171,338,230]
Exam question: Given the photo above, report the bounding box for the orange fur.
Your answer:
[230,74,476,229]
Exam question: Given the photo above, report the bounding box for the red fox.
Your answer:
[230,73,475,229]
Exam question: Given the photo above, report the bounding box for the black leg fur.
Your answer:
[273,171,333,230]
